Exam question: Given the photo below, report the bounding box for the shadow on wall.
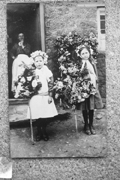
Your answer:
[97,52,106,99]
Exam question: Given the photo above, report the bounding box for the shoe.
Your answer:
[85,129,91,135]
[41,126,49,141]
[43,134,49,141]
[36,128,42,141]
[84,125,91,135]
[36,134,42,141]
[90,126,96,135]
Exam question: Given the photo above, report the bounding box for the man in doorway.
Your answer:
[11,33,31,59]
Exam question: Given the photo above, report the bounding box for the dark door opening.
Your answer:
[7,3,41,98]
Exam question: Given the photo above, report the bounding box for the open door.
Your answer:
[7,3,44,98]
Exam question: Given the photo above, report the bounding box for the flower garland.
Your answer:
[53,32,98,109]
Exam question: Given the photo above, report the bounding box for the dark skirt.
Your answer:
[76,90,103,111]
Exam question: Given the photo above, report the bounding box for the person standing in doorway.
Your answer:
[11,33,31,59]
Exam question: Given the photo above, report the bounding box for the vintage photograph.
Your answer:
[7,1,106,158]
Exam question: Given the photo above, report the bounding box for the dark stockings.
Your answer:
[82,110,95,135]
[82,110,91,135]
[36,118,49,141]
[89,110,96,134]
[89,110,94,127]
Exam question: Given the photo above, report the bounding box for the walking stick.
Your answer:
[29,98,34,145]
[73,105,78,133]
[60,98,62,107]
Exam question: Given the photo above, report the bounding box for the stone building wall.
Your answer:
[45,2,106,98]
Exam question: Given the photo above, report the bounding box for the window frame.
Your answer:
[97,7,105,51]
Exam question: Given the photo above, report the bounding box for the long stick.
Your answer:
[29,99,34,144]
[74,108,78,133]
[60,98,62,107]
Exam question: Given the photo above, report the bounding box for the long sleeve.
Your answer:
[48,76,54,97]
[45,66,54,97]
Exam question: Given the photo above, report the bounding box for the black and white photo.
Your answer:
[7,1,106,158]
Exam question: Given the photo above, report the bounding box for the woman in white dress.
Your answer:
[27,50,58,141]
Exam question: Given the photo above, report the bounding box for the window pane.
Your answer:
[100,21,105,29]
[101,29,105,34]
[100,15,105,20]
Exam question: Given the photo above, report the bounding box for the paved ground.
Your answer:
[9,100,107,158]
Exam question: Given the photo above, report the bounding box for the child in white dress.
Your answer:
[27,50,58,141]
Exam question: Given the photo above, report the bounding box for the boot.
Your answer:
[82,110,91,135]
[41,126,49,141]
[89,110,96,135]
[36,127,43,141]
[36,119,43,141]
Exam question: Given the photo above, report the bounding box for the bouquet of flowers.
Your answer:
[13,50,49,99]
[13,63,42,99]
[53,31,98,109]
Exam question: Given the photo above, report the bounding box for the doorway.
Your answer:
[7,3,42,98]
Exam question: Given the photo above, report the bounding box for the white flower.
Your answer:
[32,80,37,88]
[59,65,66,71]
[55,93,59,99]
[27,76,32,81]
[14,82,23,98]
[90,48,93,55]
[57,81,64,89]
[20,77,26,83]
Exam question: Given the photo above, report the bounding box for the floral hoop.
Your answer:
[31,50,48,64]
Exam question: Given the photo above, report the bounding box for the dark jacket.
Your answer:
[11,43,31,58]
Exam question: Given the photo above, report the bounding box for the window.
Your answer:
[100,14,105,34]
[97,7,105,51]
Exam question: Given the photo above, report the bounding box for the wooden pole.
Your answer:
[40,3,45,52]
[74,107,78,133]
[29,99,34,145]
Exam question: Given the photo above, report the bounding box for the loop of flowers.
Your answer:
[53,32,98,109]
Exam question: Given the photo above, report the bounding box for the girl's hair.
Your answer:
[31,50,48,64]
[78,45,92,63]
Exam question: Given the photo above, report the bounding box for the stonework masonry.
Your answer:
[45,2,106,98]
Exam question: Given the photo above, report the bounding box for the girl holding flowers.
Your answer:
[27,50,58,141]
[76,45,103,135]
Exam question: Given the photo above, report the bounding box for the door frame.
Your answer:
[97,7,105,52]
[40,3,45,52]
